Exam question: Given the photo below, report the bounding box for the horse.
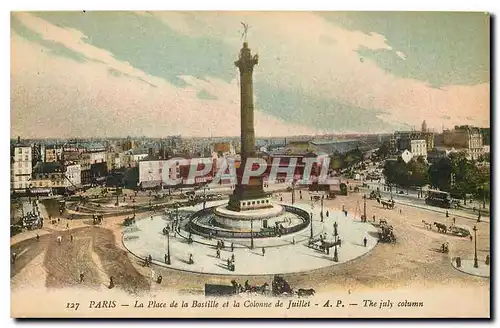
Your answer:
[433,222,447,233]
[297,288,316,297]
[57,236,62,244]
[422,220,432,230]
[381,200,395,209]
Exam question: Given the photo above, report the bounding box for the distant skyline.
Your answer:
[11,11,490,138]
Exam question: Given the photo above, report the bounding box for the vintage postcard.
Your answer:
[10,11,490,318]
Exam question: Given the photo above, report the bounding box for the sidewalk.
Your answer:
[393,198,489,223]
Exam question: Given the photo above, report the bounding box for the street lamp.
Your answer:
[166,228,171,265]
[310,212,313,239]
[321,195,324,216]
[250,218,254,249]
[310,202,315,240]
[333,221,339,262]
[473,225,478,268]
[362,194,367,222]
[203,184,207,210]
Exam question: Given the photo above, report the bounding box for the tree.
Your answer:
[428,151,482,203]
[375,142,390,159]
[383,158,411,188]
[408,157,429,188]
[449,152,481,202]
[428,157,452,191]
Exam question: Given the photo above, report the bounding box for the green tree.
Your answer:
[383,158,411,187]
[428,157,452,191]
[408,157,429,187]
[375,142,390,159]
[123,166,139,190]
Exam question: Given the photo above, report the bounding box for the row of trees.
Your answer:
[329,147,365,171]
[383,151,490,204]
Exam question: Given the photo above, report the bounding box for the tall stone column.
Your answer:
[228,42,266,211]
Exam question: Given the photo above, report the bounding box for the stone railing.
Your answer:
[186,205,310,239]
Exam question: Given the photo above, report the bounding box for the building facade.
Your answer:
[11,141,32,191]
[443,126,484,160]
[398,138,427,160]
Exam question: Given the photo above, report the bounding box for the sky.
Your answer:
[10,11,490,138]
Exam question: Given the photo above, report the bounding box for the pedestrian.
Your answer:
[231,254,235,262]
[345,210,348,217]
[446,210,449,218]
[216,249,220,259]
[36,234,40,241]
[453,217,456,225]
[79,272,84,283]
[109,276,114,289]
[363,237,367,247]
[70,235,73,242]
[164,254,168,264]
[280,197,283,202]
[292,237,295,245]
[399,209,402,215]
[231,243,234,252]
[477,213,481,223]
[372,215,376,222]
[326,210,329,218]
[470,235,473,242]
[262,247,266,256]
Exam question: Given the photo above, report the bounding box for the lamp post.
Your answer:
[363,194,367,222]
[291,182,295,205]
[333,221,338,262]
[166,228,171,265]
[310,202,314,240]
[321,195,324,216]
[473,225,478,268]
[175,203,179,222]
[250,218,254,249]
[310,212,313,239]
[203,184,207,210]
[115,186,120,207]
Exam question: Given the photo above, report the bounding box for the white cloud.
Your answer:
[11,11,490,138]
[151,11,489,131]
[11,26,318,138]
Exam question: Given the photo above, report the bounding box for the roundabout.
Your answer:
[122,200,379,275]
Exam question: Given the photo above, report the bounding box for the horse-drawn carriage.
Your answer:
[307,237,340,254]
[123,217,135,226]
[378,221,396,243]
[381,199,395,209]
[272,275,293,296]
[92,214,103,225]
[448,225,471,237]
[368,190,381,200]
[440,242,450,253]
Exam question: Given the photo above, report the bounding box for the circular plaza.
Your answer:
[122,199,379,275]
